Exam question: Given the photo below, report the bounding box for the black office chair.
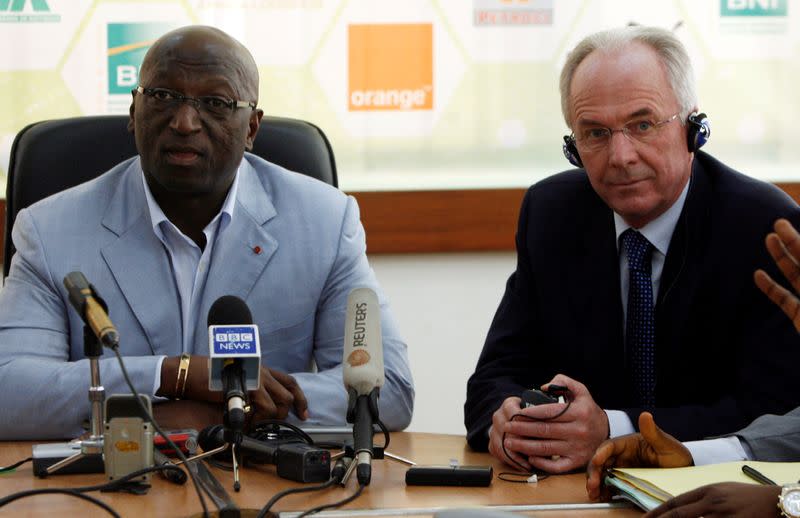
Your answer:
[4,115,338,277]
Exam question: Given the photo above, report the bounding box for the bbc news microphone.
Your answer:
[343,287,384,485]
[63,271,120,349]
[207,296,262,439]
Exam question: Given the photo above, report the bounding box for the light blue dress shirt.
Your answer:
[141,165,240,394]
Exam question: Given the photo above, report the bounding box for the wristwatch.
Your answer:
[779,484,800,517]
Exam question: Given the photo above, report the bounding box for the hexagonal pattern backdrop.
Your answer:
[1,0,798,191]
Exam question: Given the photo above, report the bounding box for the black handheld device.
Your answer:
[520,384,568,408]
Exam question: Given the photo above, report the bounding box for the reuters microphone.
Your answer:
[343,287,384,485]
[63,271,119,349]
[207,296,261,435]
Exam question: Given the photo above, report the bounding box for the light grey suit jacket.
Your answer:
[0,153,414,439]
[735,407,800,461]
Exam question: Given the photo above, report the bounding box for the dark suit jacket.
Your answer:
[465,151,800,450]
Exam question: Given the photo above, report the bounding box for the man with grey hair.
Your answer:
[465,25,800,473]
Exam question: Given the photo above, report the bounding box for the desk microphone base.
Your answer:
[32,442,104,477]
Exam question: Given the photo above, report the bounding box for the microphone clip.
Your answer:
[346,387,380,424]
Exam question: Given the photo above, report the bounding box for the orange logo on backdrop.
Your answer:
[348,23,433,111]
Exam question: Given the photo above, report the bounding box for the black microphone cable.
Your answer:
[110,346,209,517]
[0,456,33,473]
[0,462,187,516]
[0,489,120,518]
[255,457,351,518]
[296,480,367,517]
[4,346,209,516]
[499,392,572,483]
[61,272,209,515]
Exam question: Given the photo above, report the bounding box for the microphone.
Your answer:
[198,425,330,483]
[207,296,261,435]
[342,287,384,485]
[63,271,119,349]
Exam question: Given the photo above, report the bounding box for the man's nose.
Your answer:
[169,101,203,134]
[606,130,638,167]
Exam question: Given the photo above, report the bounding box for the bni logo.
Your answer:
[0,0,60,23]
[348,23,433,112]
[107,23,174,95]
[721,0,787,16]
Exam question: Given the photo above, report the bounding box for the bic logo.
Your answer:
[107,23,174,95]
[348,23,433,111]
[721,0,787,16]
[0,0,59,22]
[0,0,49,10]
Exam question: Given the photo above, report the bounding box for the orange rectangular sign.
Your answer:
[348,23,433,111]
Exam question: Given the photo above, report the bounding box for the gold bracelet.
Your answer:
[175,353,191,399]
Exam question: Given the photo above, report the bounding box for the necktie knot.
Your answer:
[622,229,653,273]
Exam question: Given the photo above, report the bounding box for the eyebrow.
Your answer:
[575,108,658,127]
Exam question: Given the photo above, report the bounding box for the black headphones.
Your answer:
[562,112,711,168]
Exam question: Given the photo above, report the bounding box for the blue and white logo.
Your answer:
[208,324,261,391]
[211,326,259,355]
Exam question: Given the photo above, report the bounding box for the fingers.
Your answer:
[766,220,800,292]
[643,485,708,518]
[774,218,800,265]
[489,433,532,471]
[249,367,307,421]
[638,411,672,449]
[543,373,587,397]
[754,269,800,332]
[489,398,533,470]
[586,440,618,501]
[528,452,577,474]
[270,369,309,420]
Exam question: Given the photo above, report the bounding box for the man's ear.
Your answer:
[245,108,263,151]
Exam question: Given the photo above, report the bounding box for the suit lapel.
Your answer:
[100,161,181,356]
[566,190,626,387]
[198,160,278,334]
[656,159,710,384]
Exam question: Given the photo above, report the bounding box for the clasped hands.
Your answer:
[489,374,610,473]
[154,355,308,431]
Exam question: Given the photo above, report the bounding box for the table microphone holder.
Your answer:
[41,325,105,476]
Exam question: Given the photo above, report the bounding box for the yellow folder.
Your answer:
[606,461,800,511]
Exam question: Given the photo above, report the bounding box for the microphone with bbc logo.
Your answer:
[207,295,261,490]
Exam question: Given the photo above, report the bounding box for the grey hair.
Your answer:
[559,25,697,128]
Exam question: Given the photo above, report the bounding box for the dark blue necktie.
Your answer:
[622,229,656,409]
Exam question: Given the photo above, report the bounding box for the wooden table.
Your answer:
[0,433,641,517]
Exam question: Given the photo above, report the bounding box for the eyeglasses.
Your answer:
[134,86,256,119]
[572,114,680,152]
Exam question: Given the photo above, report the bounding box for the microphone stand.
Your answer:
[341,387,414,486]
[214,365,248,492]
[43,325,105,476]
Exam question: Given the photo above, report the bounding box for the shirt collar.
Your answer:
[141,162,241,235]
[614,176,691,256]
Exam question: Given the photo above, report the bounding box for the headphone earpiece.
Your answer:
[562,134,583,168]
[687,112,710,152]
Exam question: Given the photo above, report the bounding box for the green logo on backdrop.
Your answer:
[721,0,787,16]
[107,23,174,95]
[0,0,60,22]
